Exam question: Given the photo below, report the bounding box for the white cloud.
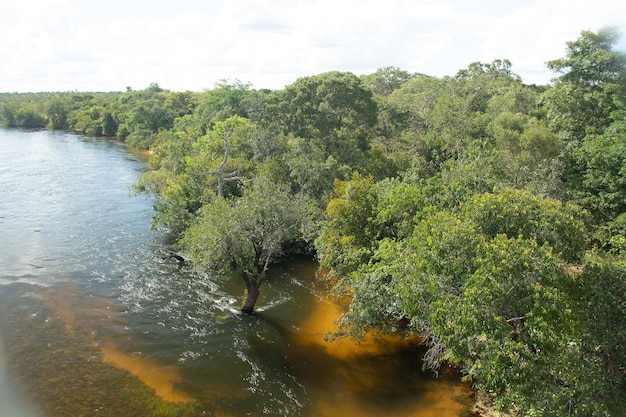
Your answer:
[0,0,624,92]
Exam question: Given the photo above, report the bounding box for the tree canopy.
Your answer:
[179,177,315,313]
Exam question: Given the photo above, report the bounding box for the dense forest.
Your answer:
[1,28,625,416]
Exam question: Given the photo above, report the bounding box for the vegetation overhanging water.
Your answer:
[0,128,473,417]
[1,29,625,415]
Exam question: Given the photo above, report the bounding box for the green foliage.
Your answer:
[569,122,626,230]
[564,253,626,415]
[432,235,577,414]
[179,176,316,312]
[117,87,173,147]
[539,28,626,250]
[318,181,603,415]
[372,178,429,239]
[0,99,47,128]
[360,66,417,96]
[462,187,587,263]
[46,96,70,129]
[135,116,256,233]
[194,80,253,130]
[380,74,445,160]
[275,71,378,166]
[486,113,562,193]
[315,174,380,277]
[286,138,351,200]
[544,27,626,140]
[70,104,107,136]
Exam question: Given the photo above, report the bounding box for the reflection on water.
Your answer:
[0,129,473,416]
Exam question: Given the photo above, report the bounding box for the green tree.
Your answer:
[115,84,196,148]
[71,104,105,136]
[571,122,626,225]
[194,80,253,131]
[486,112,561,191]
[372,74,445,173]
[186,116,256,197]
[0,98,48,128]
[276,71,378,166]
[543,27,626,141]
[46,96,70,130]
[135,115,255,234]
[360,66,416,96]
[134,126,204,234]
[179,177,314,314]
[315,174,380,278]
[564,253,626,415]
[463,187,588,263]
[542,29,626,240]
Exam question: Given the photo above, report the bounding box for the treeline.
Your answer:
[2,28,625,416]
[0,84,198,148]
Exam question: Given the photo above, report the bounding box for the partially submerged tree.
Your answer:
[179,177,314,314]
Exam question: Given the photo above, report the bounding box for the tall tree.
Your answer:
[543,27,626,141]
[276,71,378,165]
[542,28,626,239]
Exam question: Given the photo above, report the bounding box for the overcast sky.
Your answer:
[1,0,625,92]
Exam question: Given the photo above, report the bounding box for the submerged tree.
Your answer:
[179,177,314,314]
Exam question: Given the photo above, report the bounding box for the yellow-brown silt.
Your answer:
[287,295,473,417]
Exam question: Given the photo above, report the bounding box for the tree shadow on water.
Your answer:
[245,307,471,417]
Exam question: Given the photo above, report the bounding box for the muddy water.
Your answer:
[0,128,473,416]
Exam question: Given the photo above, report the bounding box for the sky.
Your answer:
[1,0,625,92]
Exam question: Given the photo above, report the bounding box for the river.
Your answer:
[0,128,473,417]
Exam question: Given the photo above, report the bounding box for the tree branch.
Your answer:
[506,316,525,323]
[257,255,272,285]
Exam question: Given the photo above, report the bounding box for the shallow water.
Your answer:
[0,128,473,416]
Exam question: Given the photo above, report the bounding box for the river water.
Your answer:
[0,128,472,417]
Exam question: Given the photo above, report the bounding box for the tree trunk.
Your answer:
[241,273,261,314]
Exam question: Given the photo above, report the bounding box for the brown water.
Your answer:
[0,128,473,416]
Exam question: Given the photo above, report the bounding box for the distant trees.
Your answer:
[116,84,198,148]
[0,86,198,146]
[0,96,47,128]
